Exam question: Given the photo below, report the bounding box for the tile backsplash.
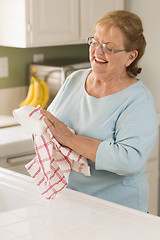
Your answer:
[0,86,27,115]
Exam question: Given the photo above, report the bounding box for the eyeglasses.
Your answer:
[87,37,126,54]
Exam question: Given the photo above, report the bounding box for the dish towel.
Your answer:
[13,105,90,199]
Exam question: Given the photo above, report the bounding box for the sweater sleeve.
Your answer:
[95,101,158,176]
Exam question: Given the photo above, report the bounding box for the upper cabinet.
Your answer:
[0,0,124,48]
[0,0,79,48]
[80,0,124,41]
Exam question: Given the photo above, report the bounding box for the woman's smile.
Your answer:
[95,57,108,64]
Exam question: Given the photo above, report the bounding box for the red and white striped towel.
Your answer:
[13,105,90,199]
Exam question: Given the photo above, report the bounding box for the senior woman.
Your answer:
[41,10,158,212]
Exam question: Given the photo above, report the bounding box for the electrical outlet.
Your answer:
[33,54,44,63]
[0,57,8,78]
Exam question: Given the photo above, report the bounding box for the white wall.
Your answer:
[125,0,160,112]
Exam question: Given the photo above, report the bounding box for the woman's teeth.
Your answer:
[95,57,108,63]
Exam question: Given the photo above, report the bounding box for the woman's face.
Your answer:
[89,26,136,80]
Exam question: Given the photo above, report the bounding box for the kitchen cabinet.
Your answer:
[80,0,124,41]
[0,0,79,48]
[0,0,124,48]
[145,134,159,216]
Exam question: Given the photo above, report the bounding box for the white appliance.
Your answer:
[0,60,90,175]
[29,59,90,108]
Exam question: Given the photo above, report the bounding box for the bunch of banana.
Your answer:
[19,75,49,109]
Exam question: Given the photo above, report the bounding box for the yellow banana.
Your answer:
[19,77,34,108]
[39,79,50,108]
[28,77,43,107]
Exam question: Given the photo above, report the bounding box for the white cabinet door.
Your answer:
[28,0,79,47]
[0,0,79,47]
[0,0,124,47]
[145,137,159,216]
[0,0,27,48]
[80,0,124,41]
[145,158,159,216]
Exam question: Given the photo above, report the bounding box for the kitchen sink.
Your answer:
[0,167,41,212]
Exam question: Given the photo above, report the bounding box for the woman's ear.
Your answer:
[126,50,138,67]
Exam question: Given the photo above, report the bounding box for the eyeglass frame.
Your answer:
[87,37,126,54]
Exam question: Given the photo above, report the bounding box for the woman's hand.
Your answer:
[40,109,100,162]
[40,109,74,147]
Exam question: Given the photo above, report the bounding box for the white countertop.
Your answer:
[0,115,19,128]
[0,126,35,159]
[0,186,160,240]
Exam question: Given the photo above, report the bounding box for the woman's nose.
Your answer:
[95,44,104,55]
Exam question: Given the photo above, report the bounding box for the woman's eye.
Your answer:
[104,44,113,52]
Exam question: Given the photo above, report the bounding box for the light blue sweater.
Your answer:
[48,68,158,212]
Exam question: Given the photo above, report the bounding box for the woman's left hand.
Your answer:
[40,109,74,147]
